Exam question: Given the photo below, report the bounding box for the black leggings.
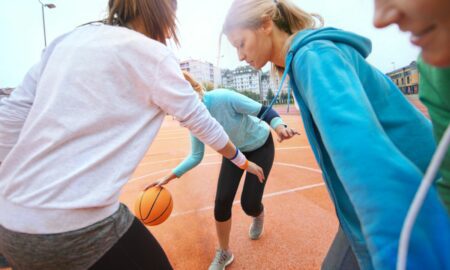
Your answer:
[90,218,172,270]
[214,133,275,222]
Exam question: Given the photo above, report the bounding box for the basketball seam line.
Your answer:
[146,197,173,225]
[142,188,163,221]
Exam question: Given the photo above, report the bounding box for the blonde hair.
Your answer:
[221,0,323,74]
[106,0,179,45]
[182,71,205,99]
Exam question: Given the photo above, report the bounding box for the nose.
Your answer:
[373,0,402,29]
[238,49,246,61]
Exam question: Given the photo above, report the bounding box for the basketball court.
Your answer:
[120,106,338,269]
[0,99,427,270]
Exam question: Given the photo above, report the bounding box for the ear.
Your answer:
[260,16,273,34]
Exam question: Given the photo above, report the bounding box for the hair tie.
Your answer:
[274,0,278,3]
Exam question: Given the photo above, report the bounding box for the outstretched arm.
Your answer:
[141,54,264,183]
[145,135,205,188]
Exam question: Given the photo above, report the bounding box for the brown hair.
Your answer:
[106,0,179,45]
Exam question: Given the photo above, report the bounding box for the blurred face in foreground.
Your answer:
[373,0,450,67]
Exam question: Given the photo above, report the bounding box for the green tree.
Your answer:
[266,88,274,102]
[239,90,260,101]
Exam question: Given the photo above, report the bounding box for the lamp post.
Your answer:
[38,0,56,47]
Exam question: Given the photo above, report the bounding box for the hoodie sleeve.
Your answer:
[149,54,229,152]
[0,62,40,162]
[292,44,450,269]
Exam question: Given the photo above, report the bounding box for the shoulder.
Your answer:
[293,40,341,63]
[290,42,348,79]
[94,24,173,64]
[207,88,236,100]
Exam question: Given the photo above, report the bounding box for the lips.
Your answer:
[410,25,436,46]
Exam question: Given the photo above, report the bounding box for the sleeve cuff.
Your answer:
[270,117,285,130]
[172,168,183,178]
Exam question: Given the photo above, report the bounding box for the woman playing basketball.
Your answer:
[0,0,264,269]
[148,71,299,270]
[221,0,450,269]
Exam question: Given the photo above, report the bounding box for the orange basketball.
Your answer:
[134,186,173,226]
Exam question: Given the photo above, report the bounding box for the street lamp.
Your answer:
[38,0,56,47]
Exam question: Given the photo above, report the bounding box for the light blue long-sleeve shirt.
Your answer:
[172,89,284,177]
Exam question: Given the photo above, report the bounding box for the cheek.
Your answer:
[261,38,273,60]
[404,0,446,21]
[422,30,450,67]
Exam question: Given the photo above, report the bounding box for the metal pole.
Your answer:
[41,3,47,47]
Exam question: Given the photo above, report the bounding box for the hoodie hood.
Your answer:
[263,28,372,119]
[288,27,372,59]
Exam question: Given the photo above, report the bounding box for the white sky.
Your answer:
[0,0,419,88]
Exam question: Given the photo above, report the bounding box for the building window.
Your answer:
[407,77,410,84]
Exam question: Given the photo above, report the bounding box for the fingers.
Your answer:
[247,162,265,183]
[278,127,300,142]
[144,180,166,190]
[144,183,156,190]
[285,128,299,137]
[254,164,265,183]
[257,167,265,183]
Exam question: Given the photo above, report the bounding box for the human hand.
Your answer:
[246,161,265,183]
[275,125,300,143]
[144,174,176,190]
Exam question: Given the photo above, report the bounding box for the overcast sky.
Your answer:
[0,0,419,88]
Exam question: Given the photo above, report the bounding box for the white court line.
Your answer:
[129,162,222,183]
[170,182,325,218]
[276,146,310,150]
[274,162,322,173]
[138,146,311,167]
[129,161,322,183]
[138,153,218,167]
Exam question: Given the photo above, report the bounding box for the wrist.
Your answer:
[275,124,286,132]
[229,149,248,170]
[270,117,284,130]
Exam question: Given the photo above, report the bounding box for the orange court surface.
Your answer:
[120,106,338,270]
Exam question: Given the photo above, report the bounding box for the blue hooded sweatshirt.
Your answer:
[279,27,450,269]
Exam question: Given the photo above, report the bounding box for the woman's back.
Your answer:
[0,23,225,235]
[204,89,269,152]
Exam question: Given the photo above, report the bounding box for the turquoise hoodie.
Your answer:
[279,27,450,269]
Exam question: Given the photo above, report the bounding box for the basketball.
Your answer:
[134,186,173,226]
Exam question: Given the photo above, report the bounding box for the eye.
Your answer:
[239,41,244,48]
